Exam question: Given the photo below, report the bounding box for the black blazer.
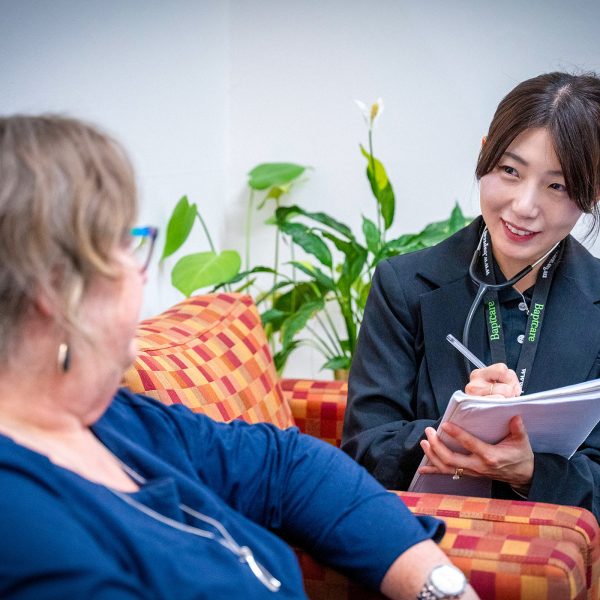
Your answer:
[342,217,600,520]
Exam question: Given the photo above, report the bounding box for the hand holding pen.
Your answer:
[446,334,521,398]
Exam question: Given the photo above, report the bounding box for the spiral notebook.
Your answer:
[408,378,600,496]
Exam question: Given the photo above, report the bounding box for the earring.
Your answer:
[57,343,71,372]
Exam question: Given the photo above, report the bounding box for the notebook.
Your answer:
[408,378,600,496]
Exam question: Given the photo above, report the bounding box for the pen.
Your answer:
[445,334,487,369]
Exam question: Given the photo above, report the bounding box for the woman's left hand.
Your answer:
[418,416,534,493]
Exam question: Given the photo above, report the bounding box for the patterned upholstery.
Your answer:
[296,524,589,600]
[281,379,348,447]
[399,493,600,600]
[282,380,600,599]
[127,294,600,600]
[123,294,294,428]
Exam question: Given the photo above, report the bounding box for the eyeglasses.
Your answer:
[130,226,159,272]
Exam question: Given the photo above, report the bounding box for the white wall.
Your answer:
[2,0,599,377]
[225,0,600,375]
[0,0,229,315]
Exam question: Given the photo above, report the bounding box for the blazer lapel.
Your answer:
[413,224,600,409]
[420,276,487,414]
[409,217,485,414]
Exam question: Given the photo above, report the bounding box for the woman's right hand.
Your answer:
[465,363,521,398]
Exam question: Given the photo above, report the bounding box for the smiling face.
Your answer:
[479,127,583,281]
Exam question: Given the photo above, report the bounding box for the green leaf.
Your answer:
[272,282,322,313]
[232,278,256,294]
[265,205,300,225]
[321,356,351,371]
[161,195,197,260]
[266,183,292,200]
[281,299,324,348]
[352,277,371,311]
[171,250,241,296]
[260,308,289,330]
[338,244,368,295]
[257,183,294,209]
[448,202,472,233]
[360,145,396,229]
[415,221,453,247]
[273,205,354,239]
[288,261,335,290]
[362,216,380,254]
[219,265,278,286]
[248,163,307,190]
[360,145,396,230]
[378,183,395,230]
[360,145,388,190]
[273,340,301,373]
[321,231,353,255]
[358,280,371,310]
[279,222,332,268]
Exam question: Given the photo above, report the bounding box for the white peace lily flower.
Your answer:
[354,97,384,129]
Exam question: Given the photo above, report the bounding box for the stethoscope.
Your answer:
[462,227,560,373]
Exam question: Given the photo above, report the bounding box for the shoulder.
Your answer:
[559,235,600,302]
[97,388,218,453]
[100,388,301,458]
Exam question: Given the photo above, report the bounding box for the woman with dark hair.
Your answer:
[0,116,478,600]
[342,72,600,519]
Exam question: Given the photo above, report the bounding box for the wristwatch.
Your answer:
[416,564,467,599]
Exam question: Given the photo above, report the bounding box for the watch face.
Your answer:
[430,565,466,595]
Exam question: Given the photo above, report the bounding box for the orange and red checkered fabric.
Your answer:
[284,378,600,599]
[121,293,600,600]
[122,293,294,429]
[438,526,587,600]
[296,523,588,600]
[398,492,600,600]
[281,378,347,447]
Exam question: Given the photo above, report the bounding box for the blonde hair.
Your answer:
[0,115,137,359]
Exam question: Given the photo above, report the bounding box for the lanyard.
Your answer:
[477,229,562,392]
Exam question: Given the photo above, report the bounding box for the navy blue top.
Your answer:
[0,388,443,599]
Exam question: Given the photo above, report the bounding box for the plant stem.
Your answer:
[329,264,357,359]
[368,128,382,240]
[315,311,343,355]
[334,287,356,357]
[196,210,231,291]
[290,243,297,285]
[196,210,216,253]
[272,199,281,310]
[245,189,255,283]
[305,326,336,360]
[321,303,346,353]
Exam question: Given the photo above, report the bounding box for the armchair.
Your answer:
[123,294,599,600]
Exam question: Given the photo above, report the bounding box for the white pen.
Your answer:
[445,334,487,369]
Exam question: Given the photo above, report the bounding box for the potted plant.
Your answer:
[161,100,471,376]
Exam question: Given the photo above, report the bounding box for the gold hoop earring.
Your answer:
[57,343,71,372]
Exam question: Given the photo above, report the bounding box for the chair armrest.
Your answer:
[280,378,347,447]
[282,381,599,598]
[294,523,588,600]
[397,492,599,597]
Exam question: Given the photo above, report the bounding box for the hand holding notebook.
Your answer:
[408,378,600,496]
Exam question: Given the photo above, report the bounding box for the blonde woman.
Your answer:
[0,116,476,600]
